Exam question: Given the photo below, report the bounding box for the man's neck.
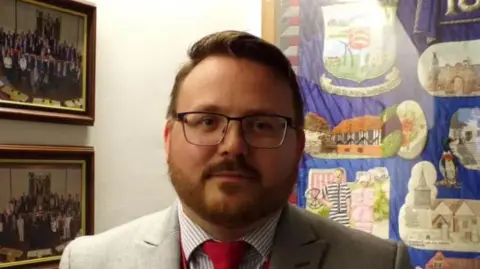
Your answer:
[181,204,272,242]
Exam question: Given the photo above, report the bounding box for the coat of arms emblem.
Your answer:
[320,1,401,97]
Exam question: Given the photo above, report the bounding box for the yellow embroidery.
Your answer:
[446,0,480,16]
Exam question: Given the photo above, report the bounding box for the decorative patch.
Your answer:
[304,100,423,159]
[319,2,401,97]
[350,167,390,239]
[305,168,341,219]
[305,167,390,239]
[422,252,480,269]
[399,161,480,252]
[418,40,480,97]
[305,168,350,227]
[396,100,428,160]
[447,108,480,171]
[437,150,462,189]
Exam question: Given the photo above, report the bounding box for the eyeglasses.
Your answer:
[175,112,297,149]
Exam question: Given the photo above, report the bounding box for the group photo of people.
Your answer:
[0,170,83,263]
[0,0,85,109]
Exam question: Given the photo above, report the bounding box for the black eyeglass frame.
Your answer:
[174,111,298,149]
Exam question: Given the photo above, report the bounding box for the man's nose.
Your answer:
[218,121,248,156]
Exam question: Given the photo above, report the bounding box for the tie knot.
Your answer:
[202,240,250,269]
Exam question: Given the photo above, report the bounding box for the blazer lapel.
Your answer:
[270,205,328,269]
[136,203,181,269]
[132,203,328,268]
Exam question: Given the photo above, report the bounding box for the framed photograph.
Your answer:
[0,144,94,268]
[0,0,96,125]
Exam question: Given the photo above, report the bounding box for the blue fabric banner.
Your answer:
[275,0,480,267]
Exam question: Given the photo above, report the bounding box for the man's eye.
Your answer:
[201,118,216,125]
[254,122,273,130]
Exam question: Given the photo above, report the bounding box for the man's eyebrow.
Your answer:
[187,105,280,116]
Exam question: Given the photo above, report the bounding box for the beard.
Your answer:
[168,155,296,229]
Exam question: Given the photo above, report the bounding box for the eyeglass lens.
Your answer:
[181,113,287,148]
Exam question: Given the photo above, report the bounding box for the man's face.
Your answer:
[165,56,304,228]
[334,170,344,183]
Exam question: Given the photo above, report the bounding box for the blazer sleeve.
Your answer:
[59,241,73,269]
[394,242,414,269]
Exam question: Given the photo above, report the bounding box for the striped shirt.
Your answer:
[178,202,281,269]
[321,182,351,226]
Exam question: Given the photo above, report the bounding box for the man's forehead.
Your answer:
[183,56,279,84]
[178,87,292,116]
[172,56,295,118]
[179,57,291,97]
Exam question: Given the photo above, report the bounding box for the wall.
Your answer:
[0,0,261,233]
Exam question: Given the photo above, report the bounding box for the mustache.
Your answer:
[202,157,260,180]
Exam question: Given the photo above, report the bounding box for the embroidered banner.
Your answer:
[267,0,480,267]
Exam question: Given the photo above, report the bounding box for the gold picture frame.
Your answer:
[0,144,94,268]
[0,0,96,125]
[262,0,277,44]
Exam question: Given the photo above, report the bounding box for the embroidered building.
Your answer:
[430,200,480,243]
[413,168,431,209]
[426,252,480,269]
[427,53,480,95]
[332,116,383,156]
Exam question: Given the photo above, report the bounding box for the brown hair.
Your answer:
[166,30,304,127]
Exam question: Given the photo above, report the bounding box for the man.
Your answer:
[59,31,413,269]
[321,168,352,227]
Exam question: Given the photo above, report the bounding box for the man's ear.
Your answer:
[164,120,174,156]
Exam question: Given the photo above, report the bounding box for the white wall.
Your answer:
[0,0,261,233]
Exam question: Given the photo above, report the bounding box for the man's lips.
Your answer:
[209,171,253,180]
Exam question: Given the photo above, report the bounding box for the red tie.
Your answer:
[202,240,249,269]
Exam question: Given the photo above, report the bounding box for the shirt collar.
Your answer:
[178,201,281,261]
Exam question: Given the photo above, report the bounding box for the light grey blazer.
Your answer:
[59,203,413,269]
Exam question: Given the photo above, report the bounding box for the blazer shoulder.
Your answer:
[79,207,170,244]
[59,208,171,268]
[295,207,413,269]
